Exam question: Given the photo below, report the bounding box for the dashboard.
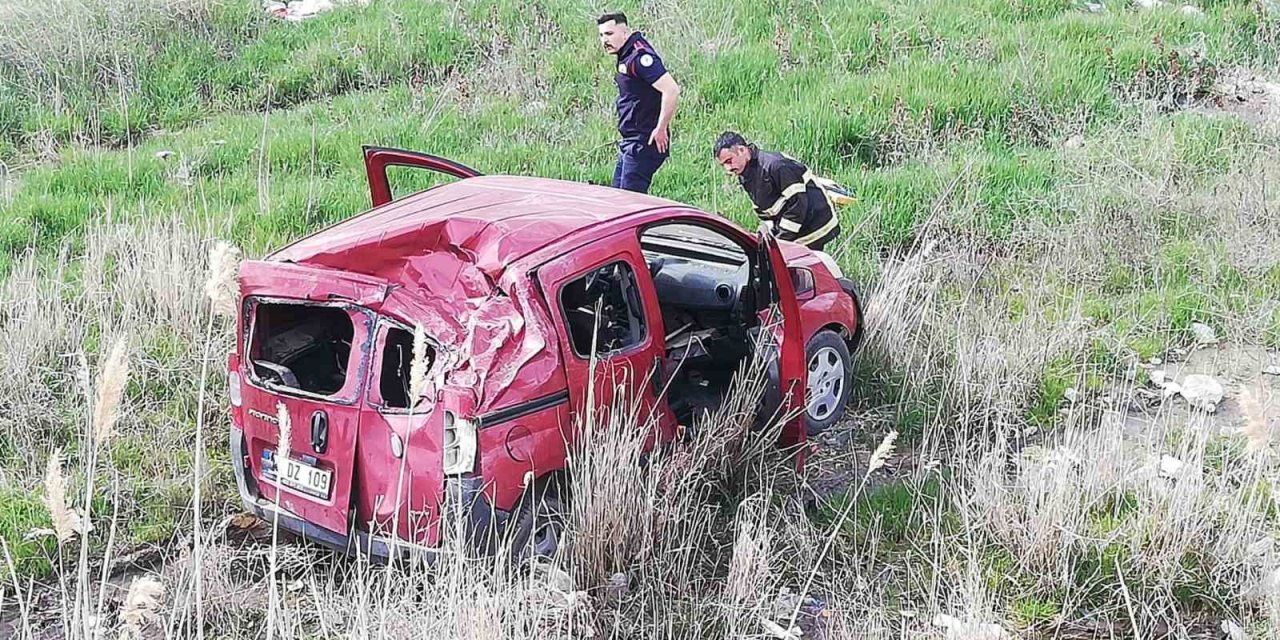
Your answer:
[643,252,749,313]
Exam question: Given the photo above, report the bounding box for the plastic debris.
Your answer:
[933,614,1007,640]
[1159,455,1184,479]
[264,0,367,21]
[1191,322,1218,345]
[1263,365,1280,376]
[760,618,803,640]
[1180,5,1205,17]
[1180,374,1224,412]
[1149,369,1168,386]
[1063,387,1079,403]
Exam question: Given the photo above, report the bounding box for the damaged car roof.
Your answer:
[270,175,685,290]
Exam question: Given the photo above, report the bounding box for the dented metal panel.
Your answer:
[227,161,862,559]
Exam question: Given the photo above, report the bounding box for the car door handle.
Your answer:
[310,410,328,454]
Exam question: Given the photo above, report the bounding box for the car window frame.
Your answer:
[241,296,375,407]
[362,316,444,415]
[554,255,651,361]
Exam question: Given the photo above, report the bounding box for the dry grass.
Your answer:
[3,120,1279,637]
[0,216,225,473]
[0,5,1278,638]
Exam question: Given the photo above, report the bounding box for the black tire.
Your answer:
[804,329,852,436]
[506,479,566,565]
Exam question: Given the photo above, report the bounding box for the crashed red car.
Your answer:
[226,147,863,561]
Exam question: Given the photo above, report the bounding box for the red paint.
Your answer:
[237,300,372,535]
[227,147,861,549]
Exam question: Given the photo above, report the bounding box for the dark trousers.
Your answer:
[611,139,668,194]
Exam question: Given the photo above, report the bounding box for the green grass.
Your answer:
[818,478,944,551]
[0,0,1267,265]
[0,485,57,576]
[0,1,469,153]
[1,2,1278,624]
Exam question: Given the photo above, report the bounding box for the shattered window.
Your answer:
[250,303,355,397]
[560,261,647,357]
[377,326,435,409]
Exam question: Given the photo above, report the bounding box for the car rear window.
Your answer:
[375,325,436,410]
[249,302,360,400]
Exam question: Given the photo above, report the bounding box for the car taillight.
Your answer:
[228,371,242,407]
[442,411,476,475]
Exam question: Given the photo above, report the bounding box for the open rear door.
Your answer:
[756,229,808,470]
[362,146,482,207]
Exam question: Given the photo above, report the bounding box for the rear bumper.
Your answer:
[229,426,508,562]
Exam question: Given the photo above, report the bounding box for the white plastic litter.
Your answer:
[1159,455,1184,479]
[264,0,367,21]
[1263,365,1280,376]
[933,614,1007,640]
[1191,322,1218,345]
[1220,620,1249,640]
[1180,374,1224,412]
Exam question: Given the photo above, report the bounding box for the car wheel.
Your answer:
[507,480,566,564]
[804,329,852,436]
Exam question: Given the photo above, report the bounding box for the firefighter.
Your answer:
[712,131,846,252]
[597,12,681,194]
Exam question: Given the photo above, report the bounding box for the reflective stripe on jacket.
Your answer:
[736,146,839,247]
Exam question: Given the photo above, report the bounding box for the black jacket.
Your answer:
[737,146,839,248]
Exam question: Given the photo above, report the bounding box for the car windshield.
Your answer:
[641,224,748,266]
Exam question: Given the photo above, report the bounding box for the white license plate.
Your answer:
[276,456,332,499]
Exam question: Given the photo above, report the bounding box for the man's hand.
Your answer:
[650,73,680,154]
[649,126,670,153]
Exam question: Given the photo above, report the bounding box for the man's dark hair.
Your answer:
[712,131,748,157]
[597,12,627,25]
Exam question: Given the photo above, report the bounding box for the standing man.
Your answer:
[712,131,843,252]
[598,12,680,194]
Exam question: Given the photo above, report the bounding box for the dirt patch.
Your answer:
[1123,343,1280,438]
[1191,67,1280,127]
[805,407,919,506]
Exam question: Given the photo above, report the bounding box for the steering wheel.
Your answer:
[254,360,299,388]
[648,255,666,279]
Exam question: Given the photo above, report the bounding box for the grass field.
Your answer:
[1,0,1279,637]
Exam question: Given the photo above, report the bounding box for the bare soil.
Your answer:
[1191,67,1280,127]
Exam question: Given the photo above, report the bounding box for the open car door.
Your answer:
[756,227,809,470]
[362,146,482,207]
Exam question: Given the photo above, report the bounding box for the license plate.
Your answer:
[276,455,332,500]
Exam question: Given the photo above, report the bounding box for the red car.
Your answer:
[226,147,863,561]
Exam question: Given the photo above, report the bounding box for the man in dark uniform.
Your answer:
[597,12,681,194]
[712,131,841,251]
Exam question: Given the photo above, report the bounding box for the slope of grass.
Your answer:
[0,0,1266,266]
[0,0,1278,637]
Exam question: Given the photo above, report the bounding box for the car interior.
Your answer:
[250,302,356,397]
[638,222,767,425]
